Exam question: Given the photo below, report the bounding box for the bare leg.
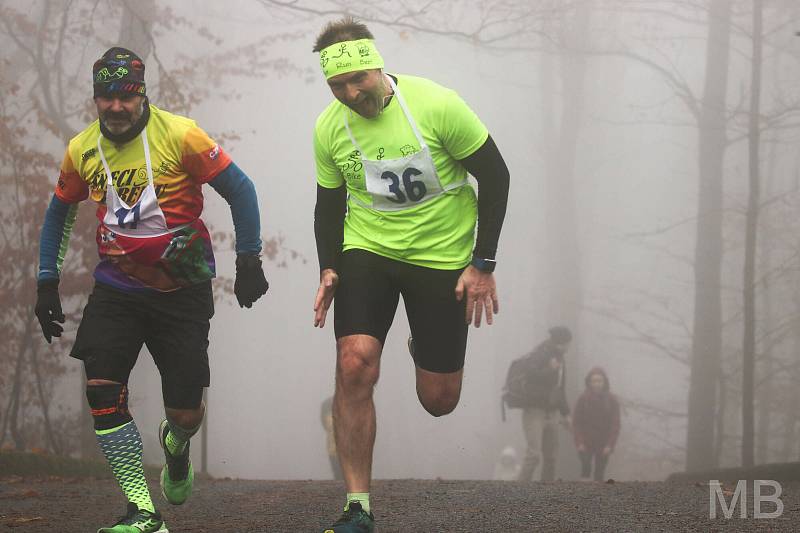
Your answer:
[334,335,382,493]
[415,367,463,417]
[164,404,205,430]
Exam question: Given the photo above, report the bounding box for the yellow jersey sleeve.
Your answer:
[314,126,345,189]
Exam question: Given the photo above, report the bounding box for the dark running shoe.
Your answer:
[322,501,375,533]
[158,419,194,505]
[97,502,168,532]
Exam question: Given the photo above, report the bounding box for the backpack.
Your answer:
[501,354,537,421]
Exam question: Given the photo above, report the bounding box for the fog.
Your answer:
[3,0,799,482]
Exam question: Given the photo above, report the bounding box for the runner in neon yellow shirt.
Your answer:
[311,18,510,533]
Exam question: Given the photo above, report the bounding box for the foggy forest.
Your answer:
[2,0,800,488]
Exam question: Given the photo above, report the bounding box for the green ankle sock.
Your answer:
[346,492,370,513]
[165,430,187,455]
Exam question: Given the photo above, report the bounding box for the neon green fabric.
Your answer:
[319,39,384,79]
[314,74,488,269]
[165,430,187,455]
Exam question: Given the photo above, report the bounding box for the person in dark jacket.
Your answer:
[572,367,621,481]
[517,326,572,482]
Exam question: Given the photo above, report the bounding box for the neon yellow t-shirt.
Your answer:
[314,74,488,270]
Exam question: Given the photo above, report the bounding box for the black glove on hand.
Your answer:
[234,254,269,308]
[35,279,65,343]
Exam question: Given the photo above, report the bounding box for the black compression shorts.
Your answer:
[333,249,468,373]
[71,281,214,409]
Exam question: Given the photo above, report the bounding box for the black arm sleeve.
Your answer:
[314,184,347,271]
[458,134,510,260]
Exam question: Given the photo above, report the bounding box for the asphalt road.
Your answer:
[1,477,798,532]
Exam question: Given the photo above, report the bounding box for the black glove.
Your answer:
[234,254,269,308]
[35,279,65,343]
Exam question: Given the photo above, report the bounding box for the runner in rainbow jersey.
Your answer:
[34,47,269,533]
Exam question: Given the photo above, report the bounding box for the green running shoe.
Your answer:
[158,419,194,505]
[322,501,375,533]
[98,502,168,533]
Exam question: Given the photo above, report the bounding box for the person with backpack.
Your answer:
[572,367,621,482]
[502,326,572,482]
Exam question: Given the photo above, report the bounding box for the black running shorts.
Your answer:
[333,249,468,373]
[71,281,214,409]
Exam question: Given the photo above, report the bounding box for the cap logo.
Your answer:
[95,66,129,83]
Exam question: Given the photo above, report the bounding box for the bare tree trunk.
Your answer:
[538,3,591,480]
[543,2,590,333]
[713,371,726,466]
[118,0,156,58]
[784,290,800,461]
[30,339,61,454]
[756,140,778,465]
[741,0,763,469]
[685,0,731,473]
[6,322,33,451]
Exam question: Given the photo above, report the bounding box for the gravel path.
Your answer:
[1,477,798,532]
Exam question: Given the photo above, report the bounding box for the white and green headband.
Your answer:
[319,39,384,79]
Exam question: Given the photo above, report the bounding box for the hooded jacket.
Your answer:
[572,367,621,453]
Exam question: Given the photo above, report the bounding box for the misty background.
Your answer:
[2,0,799,482]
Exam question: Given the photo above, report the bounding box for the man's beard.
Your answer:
[345,93,381,118]
[100,102,143,134]
[346,76,391,119]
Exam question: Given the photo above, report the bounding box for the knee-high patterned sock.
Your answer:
[96,420,155,513]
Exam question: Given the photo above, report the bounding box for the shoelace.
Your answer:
[333,507,369,525]
[112,504,140,526]
[120,511,158,526]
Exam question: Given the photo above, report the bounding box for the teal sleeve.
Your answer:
[38,194,78,282]
[208,162,262,255]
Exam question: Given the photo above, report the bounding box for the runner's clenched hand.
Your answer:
[234,254,269,308]
[35,279,65,343]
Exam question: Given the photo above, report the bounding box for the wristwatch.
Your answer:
[470,256,496,273]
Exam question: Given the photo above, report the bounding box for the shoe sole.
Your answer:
[97,524,168,533]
